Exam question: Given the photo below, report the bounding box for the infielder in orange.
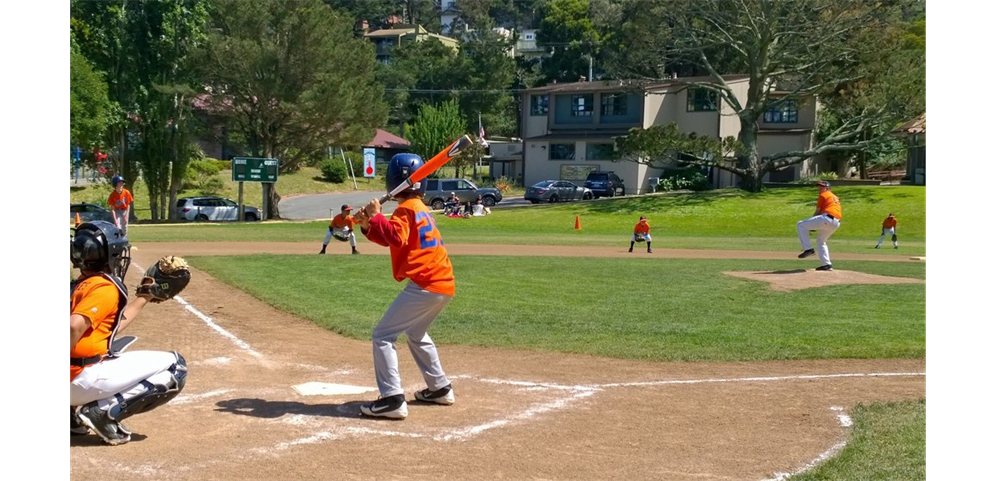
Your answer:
[629,216,653,253]
[353,153,456,420]
[876,213,899,249]
[797,180,842,271]
[107,175,134,237]
[320,204,359,255]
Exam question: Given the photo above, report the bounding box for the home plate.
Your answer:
[292,382,376,396]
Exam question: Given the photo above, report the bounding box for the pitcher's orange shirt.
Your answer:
[817,191,842,220]
[363,198,455,296]
[634,220,650,235]
[883,216,897,229]
[330,213,356,230]
[70,275,119,381]
[108,188,134,211]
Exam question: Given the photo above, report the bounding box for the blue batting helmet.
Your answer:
[112,175,125,187]
[386,153,426,196]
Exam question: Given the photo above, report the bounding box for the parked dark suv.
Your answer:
[423,178,503,210]
[584,171,625,198]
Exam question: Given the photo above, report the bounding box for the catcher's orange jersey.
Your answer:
[330,213,356,230]
[634,220,650,235]
[883,215,897,229]
[817,191,842,220]
[70,276,118,381]
[363,197,455,296]
[107,188,134,211]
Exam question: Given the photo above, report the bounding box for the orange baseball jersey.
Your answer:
[362,198,455,296]
[634,220,650,235]
[330,213,356,230]
[817,191,842,220]
[70,275,120,381]
[883,215,897,229]
[108,188,134,211]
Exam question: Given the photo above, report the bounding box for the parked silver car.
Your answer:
[176,196,260,221]
[524,180,593,204]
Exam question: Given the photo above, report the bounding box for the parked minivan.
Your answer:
[584,171,625,198]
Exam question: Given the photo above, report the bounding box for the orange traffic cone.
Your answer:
[75,213,82,227]
[574,215,582,230]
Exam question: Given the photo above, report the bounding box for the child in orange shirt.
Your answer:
[352,153,456,419]
[107,175,134,237]
[875,213,898,249]
[320,204,359,254]
[629,216,653,253]
[796,181,842,271]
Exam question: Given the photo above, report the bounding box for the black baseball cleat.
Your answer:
[414,384,455,405]
[77,403,131,445]
[798,249,816,259]
[71,406,88,436]
[360,394,408,419]
[815,264,833,271]
[874,245,880,249]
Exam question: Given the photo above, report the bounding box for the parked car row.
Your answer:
[71,196,260,225]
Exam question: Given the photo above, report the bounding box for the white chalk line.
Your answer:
[762,406,853,481]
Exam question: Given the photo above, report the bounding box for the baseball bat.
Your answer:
[378,134,474,204]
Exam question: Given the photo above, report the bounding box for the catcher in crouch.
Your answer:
[70,221,191,445]
[320,204,359,255]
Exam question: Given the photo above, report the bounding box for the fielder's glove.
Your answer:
[136,256,192,303]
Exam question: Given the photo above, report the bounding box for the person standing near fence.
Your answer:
[107,175,133,237]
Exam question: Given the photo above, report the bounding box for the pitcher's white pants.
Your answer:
[797,214,841,266]
[372,282,452,397]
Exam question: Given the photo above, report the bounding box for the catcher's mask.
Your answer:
[72,221,131,279]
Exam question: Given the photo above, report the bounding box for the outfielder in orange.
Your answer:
[107,175,134,237]
[876,213,899,249]
[353,153,456,419]
[70,221,187,445]
[320,204,359,255]
[629,216,653,253]
[796,180,842,271]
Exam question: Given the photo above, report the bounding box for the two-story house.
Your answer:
[521,75,823,192]
[364,24,459,64]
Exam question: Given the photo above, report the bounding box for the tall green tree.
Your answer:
[199,0,387,219]
[407,99,469,174]
[535,0,603,83]
[70,45,113,152]
[71,0,210,220]
[614,0,914,192]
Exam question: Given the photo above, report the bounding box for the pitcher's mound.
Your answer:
[724,269,925,292]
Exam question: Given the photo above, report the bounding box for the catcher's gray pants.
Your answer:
[372,282,452,398]
[797,214,840,266]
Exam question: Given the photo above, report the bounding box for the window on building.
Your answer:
[687,88,718,112]
[601,93,628,116]
[524,32,535,41]
[571,94,594,116]
[586,143,615,160]
[763,100,799,123]
[530,94,548,115]
[549,143,576,160]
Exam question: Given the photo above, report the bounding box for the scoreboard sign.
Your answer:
[232,157,279,183]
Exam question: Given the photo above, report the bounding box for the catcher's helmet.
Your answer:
[112,175,125,187]
[386,153,426,196]
[72,221,131,279]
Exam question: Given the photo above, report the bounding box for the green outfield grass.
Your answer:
[119,185,925,255]
[187,255,924,362]
[792,399,926,481]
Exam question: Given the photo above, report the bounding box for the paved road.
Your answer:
[279,191,533,220]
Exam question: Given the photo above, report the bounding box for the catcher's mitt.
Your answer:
[136,256,191,303]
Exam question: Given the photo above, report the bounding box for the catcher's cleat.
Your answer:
[414,384,455,405]
[77,403,131,445]
[360,395,408,419]
[815,264,833,271]
[71,406,88,436]
[798,249,816,259]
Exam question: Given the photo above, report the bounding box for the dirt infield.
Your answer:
[70,242,925,481]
